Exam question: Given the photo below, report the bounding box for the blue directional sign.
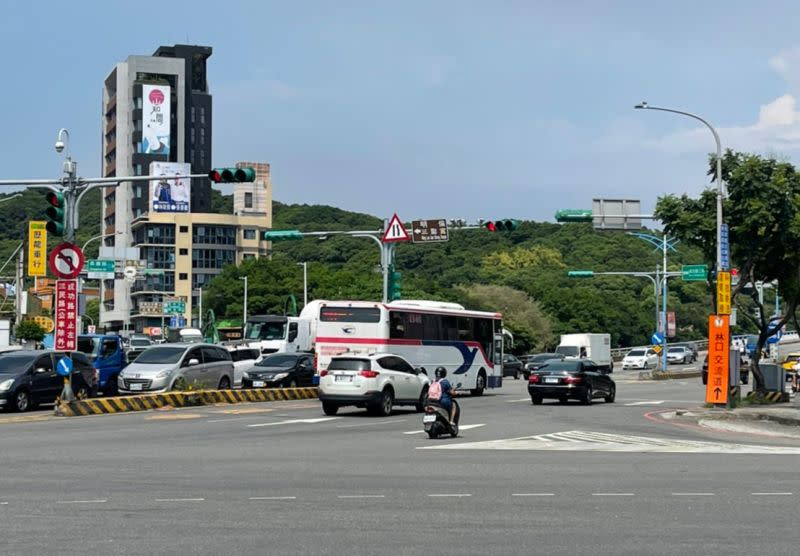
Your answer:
[720,223,730,270]
[651,332,664,345]
[56,356,73,377]
[766,317,784,344]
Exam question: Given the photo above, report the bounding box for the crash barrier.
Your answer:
[611,340,709,362]
[55,387,319,417]
[746,391,790,403]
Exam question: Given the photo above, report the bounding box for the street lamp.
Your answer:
[297,262,308,307]
[634,102,724,275]
[240,276,248,337]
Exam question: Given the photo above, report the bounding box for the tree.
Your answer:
[15,320,45,343]
[655,150,800,393]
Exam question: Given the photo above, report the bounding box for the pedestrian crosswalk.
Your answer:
[419,429,800,454]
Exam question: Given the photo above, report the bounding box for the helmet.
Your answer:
[435,367,447,379]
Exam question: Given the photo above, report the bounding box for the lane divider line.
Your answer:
[247,417,339,428]
[751,492,793,496]
[337,495,386,499]
[249,496,297,500]
[155,498,205,502]
[56,499,107,504]
[427,494,472,498]
[591,493,635,496]
[511,493,554,497]
[671,493,715,496]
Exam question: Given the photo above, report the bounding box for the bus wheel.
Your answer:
[470,372,486,397]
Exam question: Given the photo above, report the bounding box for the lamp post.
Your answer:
[297,262,308,307]
[240,276,248,337]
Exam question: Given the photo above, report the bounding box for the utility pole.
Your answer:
[240,276,248,336]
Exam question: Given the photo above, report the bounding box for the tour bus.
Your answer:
[301,299,504,395]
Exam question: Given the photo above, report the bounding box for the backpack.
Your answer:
[428,379,443,401]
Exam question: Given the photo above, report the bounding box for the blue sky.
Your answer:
[2,0,799,223]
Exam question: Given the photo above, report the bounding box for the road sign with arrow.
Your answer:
[705,315,730,405]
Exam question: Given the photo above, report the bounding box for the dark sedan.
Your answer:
[502,354,524,380]
[241,353,315,388]
[0,351,96,412]
[522,352,566,380]
[527,359,615,405]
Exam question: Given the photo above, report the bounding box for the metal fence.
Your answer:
[611,340,709,362]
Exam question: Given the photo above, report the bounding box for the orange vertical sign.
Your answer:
[705,315,730,404]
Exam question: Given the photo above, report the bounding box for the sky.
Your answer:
[2,0,800,223]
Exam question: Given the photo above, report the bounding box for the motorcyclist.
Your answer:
[433,367,457,425]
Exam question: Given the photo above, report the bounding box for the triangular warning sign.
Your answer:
[382,213,410,243]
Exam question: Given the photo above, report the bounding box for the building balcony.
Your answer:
[105,94,117,115]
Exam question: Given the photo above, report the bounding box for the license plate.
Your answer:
[335,375,353,383]
[130,383,143,391]
[252,381,265,388]
[544,377,560,384]
[423,414,436,423]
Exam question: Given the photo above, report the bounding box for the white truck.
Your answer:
[555,333,613,372]
[244,315,314,355]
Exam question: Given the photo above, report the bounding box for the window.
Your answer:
[191,106,195,123]
[200,107,205,124]
[201,346,225,363]
[102,339,118,358]
[192,225,236,245]
[192,249,235,269]
[180,226,189,233]
[244,192,253,208]
[243,254,256,260]
[243,229,256,240]
[179,248,188,255]
[179,273,188,280]
[183,348,203,366]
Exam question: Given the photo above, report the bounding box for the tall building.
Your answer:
[100,45,272,333]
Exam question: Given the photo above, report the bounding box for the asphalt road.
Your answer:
[1,369,798,555]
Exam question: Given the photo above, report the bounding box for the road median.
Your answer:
[55,387,319,417]
[637,369,702,381]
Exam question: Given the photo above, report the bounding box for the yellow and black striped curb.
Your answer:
[745,391,790,403]
[55,387,319,417]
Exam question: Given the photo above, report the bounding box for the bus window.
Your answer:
[458,317,472,341]
[442,316,458,341]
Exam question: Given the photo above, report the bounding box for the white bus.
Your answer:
[302,299,504,395]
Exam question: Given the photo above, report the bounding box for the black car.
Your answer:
[502,354,524,380]
[0,350,96,412]
[527,359,615,405]
[522,353,566,380]
[242,353,315,388]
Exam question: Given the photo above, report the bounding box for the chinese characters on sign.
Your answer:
[54,280,78,351]
[27,221,47,277]
[716,271,731,315]
[705,315,730,405]
[141,85,171,155]
[410,219,449,243]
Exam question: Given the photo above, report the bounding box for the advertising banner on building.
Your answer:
[149,161,191,213]
[28,221,47,277]
[141,84,170,155]
[54,279,78,351]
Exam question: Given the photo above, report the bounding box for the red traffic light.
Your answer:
[731,268,738,277]
[485,222,497,232]
[208,169,222,183]
[46,191,64,207]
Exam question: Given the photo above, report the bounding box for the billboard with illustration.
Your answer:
[141,84,170,155]
[149,162,191,212]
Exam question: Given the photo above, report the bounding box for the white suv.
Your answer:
[318,354,431,416]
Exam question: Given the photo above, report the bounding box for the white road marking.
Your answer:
[337,419,406,429]
[56,499,107,504]
[248,417,340,428]
[155,498,205,502]
[507,398,532,403]
[592,493,635,497]
[624,401,665,406]
[404,424,486,434]
[337,495,386,499]
[512,493,554,497]
[0,502,8,505]
[428,494,471,498]
[249,496,297,501]
[672,493,715,496]
[418,429,800,454]
[751,492,793,496]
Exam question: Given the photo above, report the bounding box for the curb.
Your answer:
[54,387,319,417]
[637,370,702,381]
[745,391,791,403]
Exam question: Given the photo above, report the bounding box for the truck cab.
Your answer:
[244,315,312,355]
[76,334,127,396]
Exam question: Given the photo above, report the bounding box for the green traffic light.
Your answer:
[263,230,304,241]
[567,271,595,277]
[388,268,402,301]
[495,219,520,231]
[555,209,593,223]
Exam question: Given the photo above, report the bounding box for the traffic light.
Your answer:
[45,191,66,235]
[555,209,593,223]
[208,167,257,183]
[567,271,595,277]
[483,219,520,232]
[263,229,304,241]
[388,266,402,301]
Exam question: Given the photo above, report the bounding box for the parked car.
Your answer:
[666,346,695,365]
[622,348,659,370]
[522,353,565,380]
[118,343,233,394]
[242,353,315,389]
[318,353,430,416]
[527,359,615,405]
[502,354,524,379]
[227,346,262,388]
[0,350,96,412]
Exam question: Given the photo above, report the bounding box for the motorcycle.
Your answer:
[422,382,461,439]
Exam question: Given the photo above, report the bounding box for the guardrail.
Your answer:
[611,340,709,361]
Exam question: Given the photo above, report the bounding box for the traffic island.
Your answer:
[637,369,702,381]
[54,387,319,417]
[656,404,800,438]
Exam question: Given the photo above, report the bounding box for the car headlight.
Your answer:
[0,378,14,392]
[272,373,288,381]
[155,370,171,379]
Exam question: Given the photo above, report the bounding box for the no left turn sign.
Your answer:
[48,242,85,279]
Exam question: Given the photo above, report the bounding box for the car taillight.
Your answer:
[359,370,380,378]
[528,374,540,384]
[565,375,583,384]
[320,370,328,377]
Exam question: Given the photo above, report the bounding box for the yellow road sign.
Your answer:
[32,316,55,333]
[716,271,731,315]
[27,221,47,277]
